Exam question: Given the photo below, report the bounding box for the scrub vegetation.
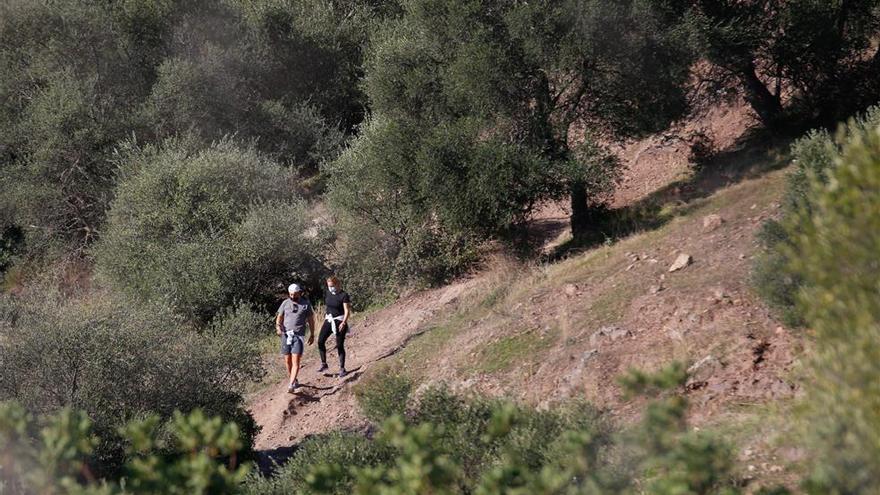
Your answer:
[2,0,880,493]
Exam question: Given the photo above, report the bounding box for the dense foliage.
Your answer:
[0,289,264,476]
[2,0,880,492]
[326,0,696,297]
[752,106,880,325]
[786,118,880,492]
[666,0,880,127]
[94,138,322,321]
[0,404,250,494]
[0,0,366,254]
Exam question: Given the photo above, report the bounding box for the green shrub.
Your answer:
[0,0,153,251]
[354,374,414,424]
[242,431,393,495]
[359,384,607,491]
[144,52,343,173]
[0,402,250,494]
[325,118,484,300]
[279,366,756,495]
[788,119,880,493]
[752,106,880,326]
[0,224,23,275]
[0,289,264,475]
[94,138,323,321]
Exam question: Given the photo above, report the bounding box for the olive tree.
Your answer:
[94,138,323,322]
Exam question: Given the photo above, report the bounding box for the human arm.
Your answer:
[341,302,352,330]
[275,312,284,336]
[307,310,316,345]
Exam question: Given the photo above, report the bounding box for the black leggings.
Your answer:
[318,321,347,370]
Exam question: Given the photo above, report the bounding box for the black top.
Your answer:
[324,290,351,318]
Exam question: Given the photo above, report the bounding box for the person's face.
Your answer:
[327,280,336,291]
[289,290,301,300]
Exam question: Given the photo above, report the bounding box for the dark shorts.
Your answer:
[280,332,305,355]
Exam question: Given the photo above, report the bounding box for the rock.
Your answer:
[589,325,629,346]
[687,355,721,385]
[667,327,685,340]
[702,214,724,232]
[668,253,692,272]
[649,284,664,294]
[563,283,579,297]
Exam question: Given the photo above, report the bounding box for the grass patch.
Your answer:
[480,284,510,308]
[354,374,413,423]
[586,280,641,326]
[393,320,468,380]
[472,328,559,374]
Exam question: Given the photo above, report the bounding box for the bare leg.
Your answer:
[284,354,293,380]
[290,353,302,385]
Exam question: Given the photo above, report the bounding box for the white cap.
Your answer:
[288,283,302,293]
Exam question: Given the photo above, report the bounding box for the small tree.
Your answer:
[94,138,322,321]
[0,403,250,494]
[675,0,880,126]
[752,106,880,326]
[328,0,694,297]
[789,120,880,492]
[0,290,264,476]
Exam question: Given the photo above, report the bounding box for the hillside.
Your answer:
[249,106,802,484]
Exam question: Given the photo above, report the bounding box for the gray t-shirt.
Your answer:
[277,297,313,335]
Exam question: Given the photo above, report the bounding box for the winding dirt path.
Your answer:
[248,277,481,455]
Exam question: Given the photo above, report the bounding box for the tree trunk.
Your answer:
[740,62,784,127]
[570,181,590,240]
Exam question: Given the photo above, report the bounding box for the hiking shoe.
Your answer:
[338,369,348,378]
[287,380,299,393]
[317,363,329,372]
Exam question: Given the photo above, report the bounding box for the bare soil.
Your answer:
[248,276,481,452]
[248,98,802,486]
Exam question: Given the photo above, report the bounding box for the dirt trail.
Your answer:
[249,276,481,453]
[248,96,787,463]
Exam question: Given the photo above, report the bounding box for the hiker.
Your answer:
[276,283,316,393]
[317,275,352,378]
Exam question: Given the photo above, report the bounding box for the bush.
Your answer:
[242,432,393,495]
[270,365,757,494]
[143,52,343,173]
[94,138,323,322]
[0,403,250,494]
[0,289,264,475]
[752,106,880,326]
[325,118,483,300]
[354,374,413,424]
[788,119,880,492]
[0,0,166,252]
[352,380,608,492]
[0,224,23,275]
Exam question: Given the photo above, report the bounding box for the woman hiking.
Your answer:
[317,276,352,378]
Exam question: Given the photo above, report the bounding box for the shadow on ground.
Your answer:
[548,129,794,261]
[255,444,299,476]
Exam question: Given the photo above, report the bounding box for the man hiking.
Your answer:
[276,283,316,393]
[317,276,352,378]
